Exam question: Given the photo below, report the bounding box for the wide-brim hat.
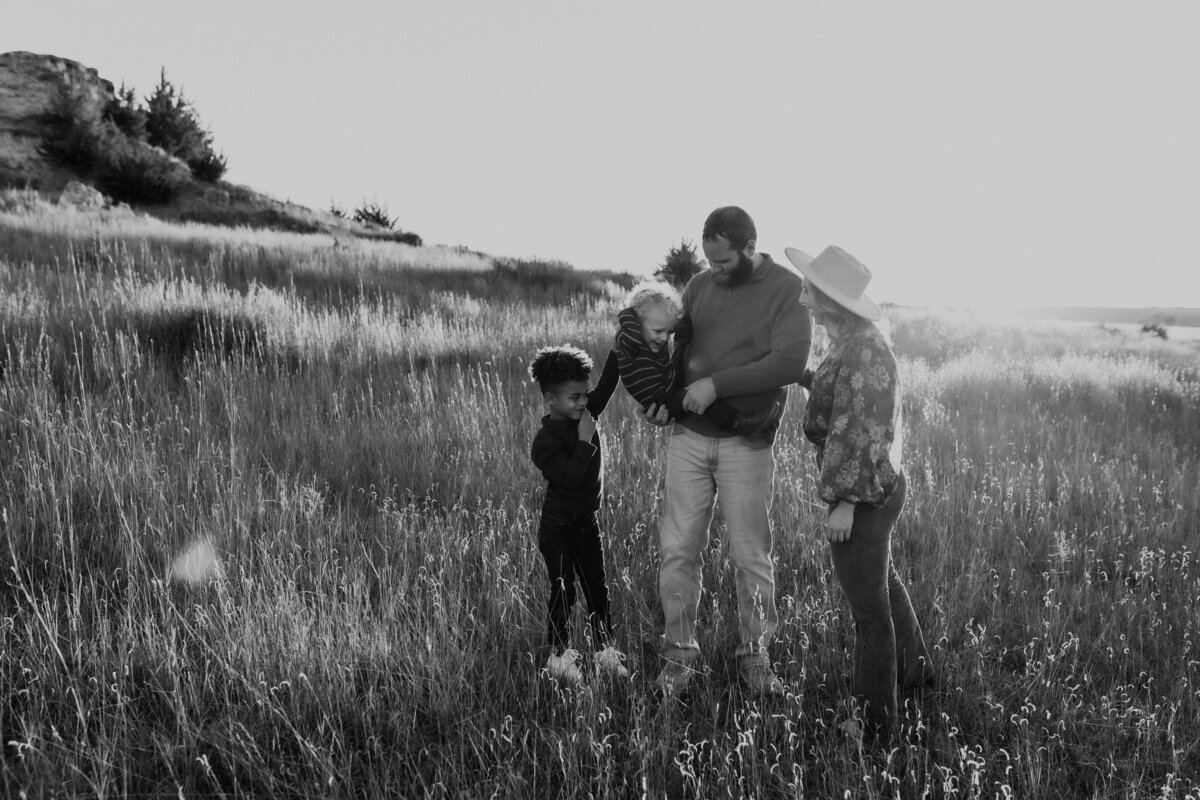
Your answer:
[784,245,881,321]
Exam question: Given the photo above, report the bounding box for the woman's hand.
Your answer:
[826,501,855,542]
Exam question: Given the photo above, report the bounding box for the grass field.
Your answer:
[2,208,1199,798]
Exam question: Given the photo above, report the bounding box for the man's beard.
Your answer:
[713,252,755,286]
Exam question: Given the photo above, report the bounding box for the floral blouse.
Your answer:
[802,323,901,507]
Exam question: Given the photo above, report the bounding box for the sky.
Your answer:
[6,1,1199,308]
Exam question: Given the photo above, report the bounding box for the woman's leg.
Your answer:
[888,565,931,687]
[829,490,904,741]
[882,476,932,687]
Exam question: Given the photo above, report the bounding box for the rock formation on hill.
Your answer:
[0,51,416,241]
[0,51,117,192]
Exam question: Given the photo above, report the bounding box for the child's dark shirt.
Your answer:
[530,351,620,517]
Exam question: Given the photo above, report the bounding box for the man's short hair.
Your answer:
[702,206,757,251]
[624,281,681,319]
[528,345,593,393]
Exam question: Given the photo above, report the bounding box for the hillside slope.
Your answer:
[0,51,383,238]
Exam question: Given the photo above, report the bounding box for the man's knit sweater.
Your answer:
[677,254,811,443]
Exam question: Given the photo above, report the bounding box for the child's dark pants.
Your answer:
[537,509,613,653]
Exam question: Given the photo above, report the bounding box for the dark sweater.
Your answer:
[677,254,811,442]
[530,351,620,516]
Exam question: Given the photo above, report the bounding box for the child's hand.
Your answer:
[641,403,672,427]
[578,410,597,441]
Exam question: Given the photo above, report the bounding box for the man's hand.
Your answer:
[578,410,596,441]
[640,403,672,427]
[682,378,717,414]
[826,501,855,543]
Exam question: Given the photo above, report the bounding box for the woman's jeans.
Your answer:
[537,509,612,653]
[829,472,930,739]
[659,425,777,662]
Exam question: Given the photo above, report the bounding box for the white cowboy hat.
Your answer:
[784,245,881,321]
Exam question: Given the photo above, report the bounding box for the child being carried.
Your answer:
[613,281,776,436]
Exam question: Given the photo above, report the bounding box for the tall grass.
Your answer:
[2,211,1199,797]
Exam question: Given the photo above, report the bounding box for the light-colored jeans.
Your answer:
[659,425,777,662]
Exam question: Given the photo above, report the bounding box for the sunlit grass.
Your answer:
[2,212,1199,797]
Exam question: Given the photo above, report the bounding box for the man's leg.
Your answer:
[713,437,777,659]
[658,426,716,664]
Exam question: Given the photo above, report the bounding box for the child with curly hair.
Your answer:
[528,345,630,685]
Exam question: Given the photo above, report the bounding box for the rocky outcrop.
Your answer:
[0,51,117,192]
[57,180,106,209]
[0,51,351,234]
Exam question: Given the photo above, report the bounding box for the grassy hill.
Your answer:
[0,51,429,244]
[1,208,1198,797]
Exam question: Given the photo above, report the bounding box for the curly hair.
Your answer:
[528,345,593,392]
[623,281,681,320]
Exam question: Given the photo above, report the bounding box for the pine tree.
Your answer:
[654,238,705,288]
[144,69,227,182]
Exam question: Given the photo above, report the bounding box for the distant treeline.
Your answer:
[1006,307,1200,327]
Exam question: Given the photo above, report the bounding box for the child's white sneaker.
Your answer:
[594,646,631,679]
[545,650,584,686]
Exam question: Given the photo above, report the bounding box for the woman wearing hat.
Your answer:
[785,245,933,744]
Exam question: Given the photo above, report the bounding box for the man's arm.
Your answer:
[709,286,811,397]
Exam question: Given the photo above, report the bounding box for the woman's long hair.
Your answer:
[808,285,867,355]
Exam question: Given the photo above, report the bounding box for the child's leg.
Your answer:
[572,516,613,650]
[700,399,741,429]
[663,389,690,420]
[538,514,578,653]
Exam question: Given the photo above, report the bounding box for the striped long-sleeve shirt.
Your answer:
[612,307,690,409]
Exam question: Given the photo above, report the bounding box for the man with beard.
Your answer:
[649,205,812,696]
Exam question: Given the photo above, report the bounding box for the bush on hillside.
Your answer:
[188,149,228,183]
[655,238,705,288]
[352,200,397,229]
[39,84,186,205]
[94,138,188,205]
[353,228,424,246]
[107,83,147,140]
[39,73,225,203]
[392,231,423,247]
[143,70,227,182]
[349,200,423,245]
[175,205,322,234]
[39,83,109,172]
